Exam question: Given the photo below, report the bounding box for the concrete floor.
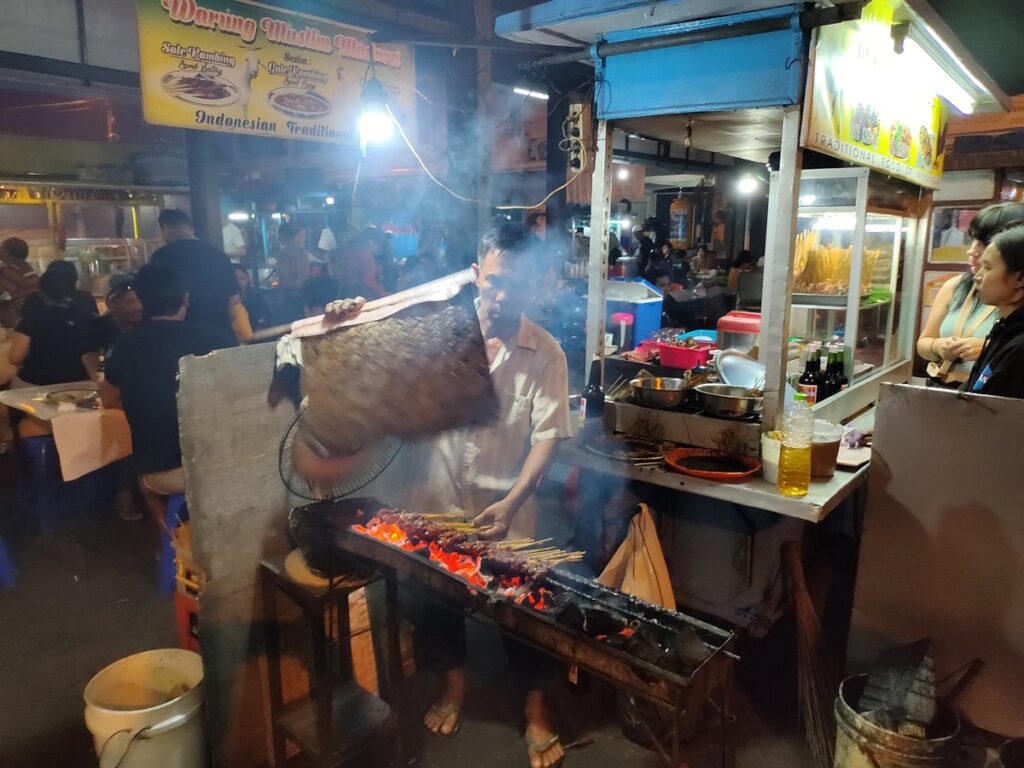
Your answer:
[0,479,813,768]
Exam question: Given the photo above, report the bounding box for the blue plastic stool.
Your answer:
[0,537,15,588]
[157,494,188,595]
[19,435,63,535]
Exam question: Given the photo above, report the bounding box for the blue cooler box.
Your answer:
[606,278,663,347]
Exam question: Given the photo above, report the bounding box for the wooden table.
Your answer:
[0,381,132,481]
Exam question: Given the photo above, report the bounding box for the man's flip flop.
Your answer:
[423,702,463,738]
[526,733,565,768]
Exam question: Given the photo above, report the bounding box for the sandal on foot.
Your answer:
[526,733,565,768]
[424,702,463,738]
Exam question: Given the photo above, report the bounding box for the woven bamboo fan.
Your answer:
[300,281,498,455]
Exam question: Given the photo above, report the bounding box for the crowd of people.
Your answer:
[0,209,446,533]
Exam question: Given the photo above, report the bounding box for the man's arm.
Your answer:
[474,346,571,539]
[100,378,122,410]
[8,331,29,366]
[473,438,560,539]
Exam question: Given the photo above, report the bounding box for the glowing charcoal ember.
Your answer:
[351,520,425,553]
[428,542,488,588]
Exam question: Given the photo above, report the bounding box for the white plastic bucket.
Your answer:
[83,649,207,768]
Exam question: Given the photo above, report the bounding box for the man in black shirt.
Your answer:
[22,260,99,321]
[101,263,234,521]
[9,269,98,385]
[150,209,240,335]
[91,273,143,362]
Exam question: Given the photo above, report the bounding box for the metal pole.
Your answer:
[743,197,752,251]
[586,120,613,384]
[758,105,803,431]
[474,0,493,240]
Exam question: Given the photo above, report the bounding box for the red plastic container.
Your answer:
[658,342,713,369]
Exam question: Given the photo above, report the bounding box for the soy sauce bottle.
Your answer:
[797,345,821,405]
[580,357,604,424]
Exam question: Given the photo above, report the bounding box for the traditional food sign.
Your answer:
[135,0,416,144]
[803,0,949,189]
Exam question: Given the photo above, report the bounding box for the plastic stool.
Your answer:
[0,537,15,588]
[157,494,187,595]
[19,435,62,535]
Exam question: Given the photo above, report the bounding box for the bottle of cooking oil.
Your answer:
[777,393,813,497]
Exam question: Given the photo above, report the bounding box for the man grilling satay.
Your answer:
[290,225,571,766]
[420,224,571,768]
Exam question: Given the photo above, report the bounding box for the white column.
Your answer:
[758,104,803,430]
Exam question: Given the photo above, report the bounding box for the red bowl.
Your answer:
[664,447,761,483]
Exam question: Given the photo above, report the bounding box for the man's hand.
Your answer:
[947,336,984,362]
[472,498,516,540]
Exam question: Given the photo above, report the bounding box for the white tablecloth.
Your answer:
[0,381,132,481]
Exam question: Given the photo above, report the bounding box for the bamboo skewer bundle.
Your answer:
[793,230,885,296]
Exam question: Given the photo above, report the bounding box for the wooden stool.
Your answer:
[260,552,404,767]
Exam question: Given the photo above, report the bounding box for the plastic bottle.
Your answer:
[777,393,813,497]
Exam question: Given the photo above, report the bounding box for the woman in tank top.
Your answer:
[919,202,1024,385]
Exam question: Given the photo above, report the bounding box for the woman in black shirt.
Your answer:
[965,224,1024,398]
[8,270,98,386]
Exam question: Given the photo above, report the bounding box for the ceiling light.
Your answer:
[227,212,249,222]
[325,196,335,206]
[359,77,394,144]
[737,175,758,195]
[617,168,630,180]
[513,87,549,100]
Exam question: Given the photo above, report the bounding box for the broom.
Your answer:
[783,542,838,768]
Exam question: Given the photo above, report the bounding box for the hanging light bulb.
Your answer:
[359,77,394,145]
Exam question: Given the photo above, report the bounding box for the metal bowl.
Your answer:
[695,383,763,419]
[631,377,686,410]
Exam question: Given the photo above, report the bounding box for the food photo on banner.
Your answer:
[135,0,416,144]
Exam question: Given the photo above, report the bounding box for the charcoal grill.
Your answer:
[290,498,738,767]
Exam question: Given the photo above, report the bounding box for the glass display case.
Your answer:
[770,167,924,415]
[62,238,158,299]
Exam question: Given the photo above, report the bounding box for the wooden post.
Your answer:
[758,105,803,430]
[185,130,222,246]
[586,120,613,384]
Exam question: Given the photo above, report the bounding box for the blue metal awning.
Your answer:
[594,6,807,119]
[495,0,799,47]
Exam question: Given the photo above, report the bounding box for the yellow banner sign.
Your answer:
[136,0,416,144]
[803,0,949,189]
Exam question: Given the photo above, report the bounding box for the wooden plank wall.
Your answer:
[178,342,298,767]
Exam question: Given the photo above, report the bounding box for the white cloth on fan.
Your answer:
[288,268,475,339]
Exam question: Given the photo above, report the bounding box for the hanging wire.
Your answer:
[385,104,587,211]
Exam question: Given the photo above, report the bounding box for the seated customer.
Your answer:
[8,269,98,387]
[90,274,143,369]
[648,266,693,328]
[727,249,758,291]
[964,224,1024,398]
[22,259,99,320]
[101,264,234,521]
